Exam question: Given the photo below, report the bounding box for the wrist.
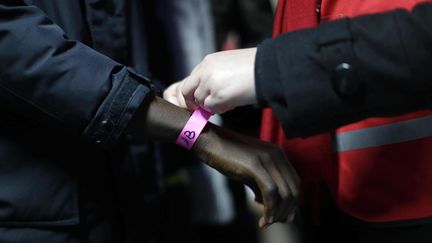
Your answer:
[191,122,218,160]
[130,96,192,142]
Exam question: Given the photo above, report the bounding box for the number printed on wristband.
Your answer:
[176,107,212,150]
[179,130,196,146]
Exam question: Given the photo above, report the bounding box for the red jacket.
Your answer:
[262,0,432,223]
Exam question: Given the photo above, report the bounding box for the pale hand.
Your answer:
[164,48,258,114]
[138,97,300,228]
[163,80,188,108]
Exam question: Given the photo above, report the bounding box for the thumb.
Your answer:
[163,87,180,106]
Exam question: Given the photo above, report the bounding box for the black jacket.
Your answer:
[256,3,432,138]
[0,1,163,242]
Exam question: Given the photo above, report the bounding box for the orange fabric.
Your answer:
[261,0,432,222]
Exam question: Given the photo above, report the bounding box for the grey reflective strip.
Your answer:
[333,115,432,152]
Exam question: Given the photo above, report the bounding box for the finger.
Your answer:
[193,84,210,108]
[238,174,275,228]
[272,150,300,220]
[279,212,296,224]
[274,198,297,223]
[262,153,293,223]
[272,148,300,213]
[251,166,280,229]
[181,74,201,111]
[163,85,180,105]
[273,148,301,200]
[259,216,269,229]
[203,95,233,114]
[176,82,188,108]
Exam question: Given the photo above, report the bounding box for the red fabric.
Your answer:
[261,0,334,224]
[272,0,318,34]
[261,0,432,222]
[320,0,430,21]
[323,0,432,222]
[262,0,334,183]
[336,136,432,222]
[337,109,432,133]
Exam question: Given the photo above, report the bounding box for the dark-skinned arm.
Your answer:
[0,2,298,228]
[129,96,300,228]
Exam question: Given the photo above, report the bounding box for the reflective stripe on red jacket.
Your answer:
[262,0,432,222]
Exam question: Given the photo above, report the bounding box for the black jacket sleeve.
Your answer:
[255,2,432,138]
[0,3,154,146]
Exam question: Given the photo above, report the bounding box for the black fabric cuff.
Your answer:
[257,5,432,138]
[256,19,362,138]
[255,39,281,107]
[83,67,154,146]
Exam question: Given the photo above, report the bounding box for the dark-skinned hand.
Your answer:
[130,96,300,228]
[192,123,300,228]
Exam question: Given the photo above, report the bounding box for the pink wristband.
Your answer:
[176,107,213,150]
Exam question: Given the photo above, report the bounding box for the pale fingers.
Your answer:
[163,83,180,106]
[175,81,188,108]
[203,95,233,114]
[193,83,210,109]
[181,74,201,111]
